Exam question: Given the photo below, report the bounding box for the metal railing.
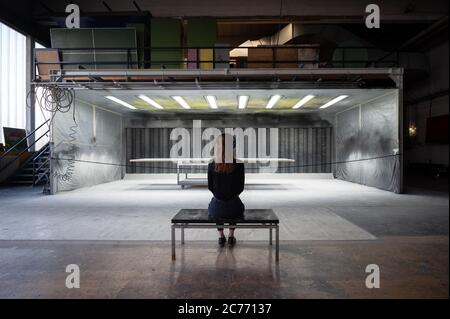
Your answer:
[32,143,50,185]
[33,45,400,80]
[0,119,50,177]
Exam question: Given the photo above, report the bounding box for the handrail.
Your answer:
[35,157,49,172]
[34,166,50,185]
[36,59,394,65]
[0,128,50,174]
[37,45,384,50]
[33,157,50,185]
[34,45,400,80]
[32,143,50,163]
[0,119,50,161]
[32,143,50,185]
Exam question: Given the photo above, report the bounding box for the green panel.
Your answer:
[127,24,146,68]
[93,28,136,48]
[51,28,138,69]
[187,18,217,47]
[50,28,93,48]
[50,29,94,69]
[332,40,368,68]
[60,51,95,70]
[93,28,137,69]
[151,18,181,69]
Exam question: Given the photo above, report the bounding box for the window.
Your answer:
[0,22,27,147]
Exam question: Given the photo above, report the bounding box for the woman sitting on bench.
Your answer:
[208,133,245,247]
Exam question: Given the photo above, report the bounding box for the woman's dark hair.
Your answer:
[214,133,235,174]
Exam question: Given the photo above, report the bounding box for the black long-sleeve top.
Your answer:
[207,161,245,201]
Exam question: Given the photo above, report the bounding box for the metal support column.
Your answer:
[26,36,36,151]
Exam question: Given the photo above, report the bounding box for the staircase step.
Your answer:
[10,180,33,184]
[22,163,49,170]
[16,170,47,176]
[31,158,49,163]
[5,142,50,185]
[25,165,47,169]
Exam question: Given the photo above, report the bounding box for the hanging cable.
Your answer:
[52,94,78,182]
[27,85,74,116]
[27,85,77,183]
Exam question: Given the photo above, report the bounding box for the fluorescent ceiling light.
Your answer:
[293,95,315,109]
[266,95,282,109]
[105,96,136,110]
[172,96,191,109]
[319,95,349,109]
[238,95,249,109]
[138,95,163,109]
[205,95,218,109]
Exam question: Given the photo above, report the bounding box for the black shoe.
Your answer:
[218,237,226,246]
[228,236,236,247]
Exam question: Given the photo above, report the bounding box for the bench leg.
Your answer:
[275,225,279,262]
[171,224,176,261]
[269,224,272,245]
[181,225,185,245]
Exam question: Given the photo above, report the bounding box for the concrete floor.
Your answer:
[0,176,448,298]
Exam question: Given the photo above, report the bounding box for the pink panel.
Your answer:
[187,49,198,69]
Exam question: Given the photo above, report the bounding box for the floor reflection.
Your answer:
[167,243,281,298]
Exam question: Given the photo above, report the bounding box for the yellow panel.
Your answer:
[199,49,213,69]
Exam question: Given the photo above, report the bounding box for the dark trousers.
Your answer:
[208,196,245,231]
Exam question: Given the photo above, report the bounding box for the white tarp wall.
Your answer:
[335,90,402,193]
[51,99,123,193]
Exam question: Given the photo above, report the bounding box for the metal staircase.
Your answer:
[9,143,50,185]
[0,119,51,190]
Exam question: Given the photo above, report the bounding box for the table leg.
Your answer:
[269,224,273,245]
[171,224,176,260]
[181,224,185,245]
[275,224,279,262]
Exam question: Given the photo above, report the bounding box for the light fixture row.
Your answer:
[105,95,349,110]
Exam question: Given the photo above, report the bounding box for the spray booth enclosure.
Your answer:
[50,88,401,193]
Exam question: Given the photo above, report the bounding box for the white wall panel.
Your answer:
[0,22,27,146]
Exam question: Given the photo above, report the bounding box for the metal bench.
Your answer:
[171,209,279,262]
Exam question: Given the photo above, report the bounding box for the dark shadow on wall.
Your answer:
[338,130,397,158]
